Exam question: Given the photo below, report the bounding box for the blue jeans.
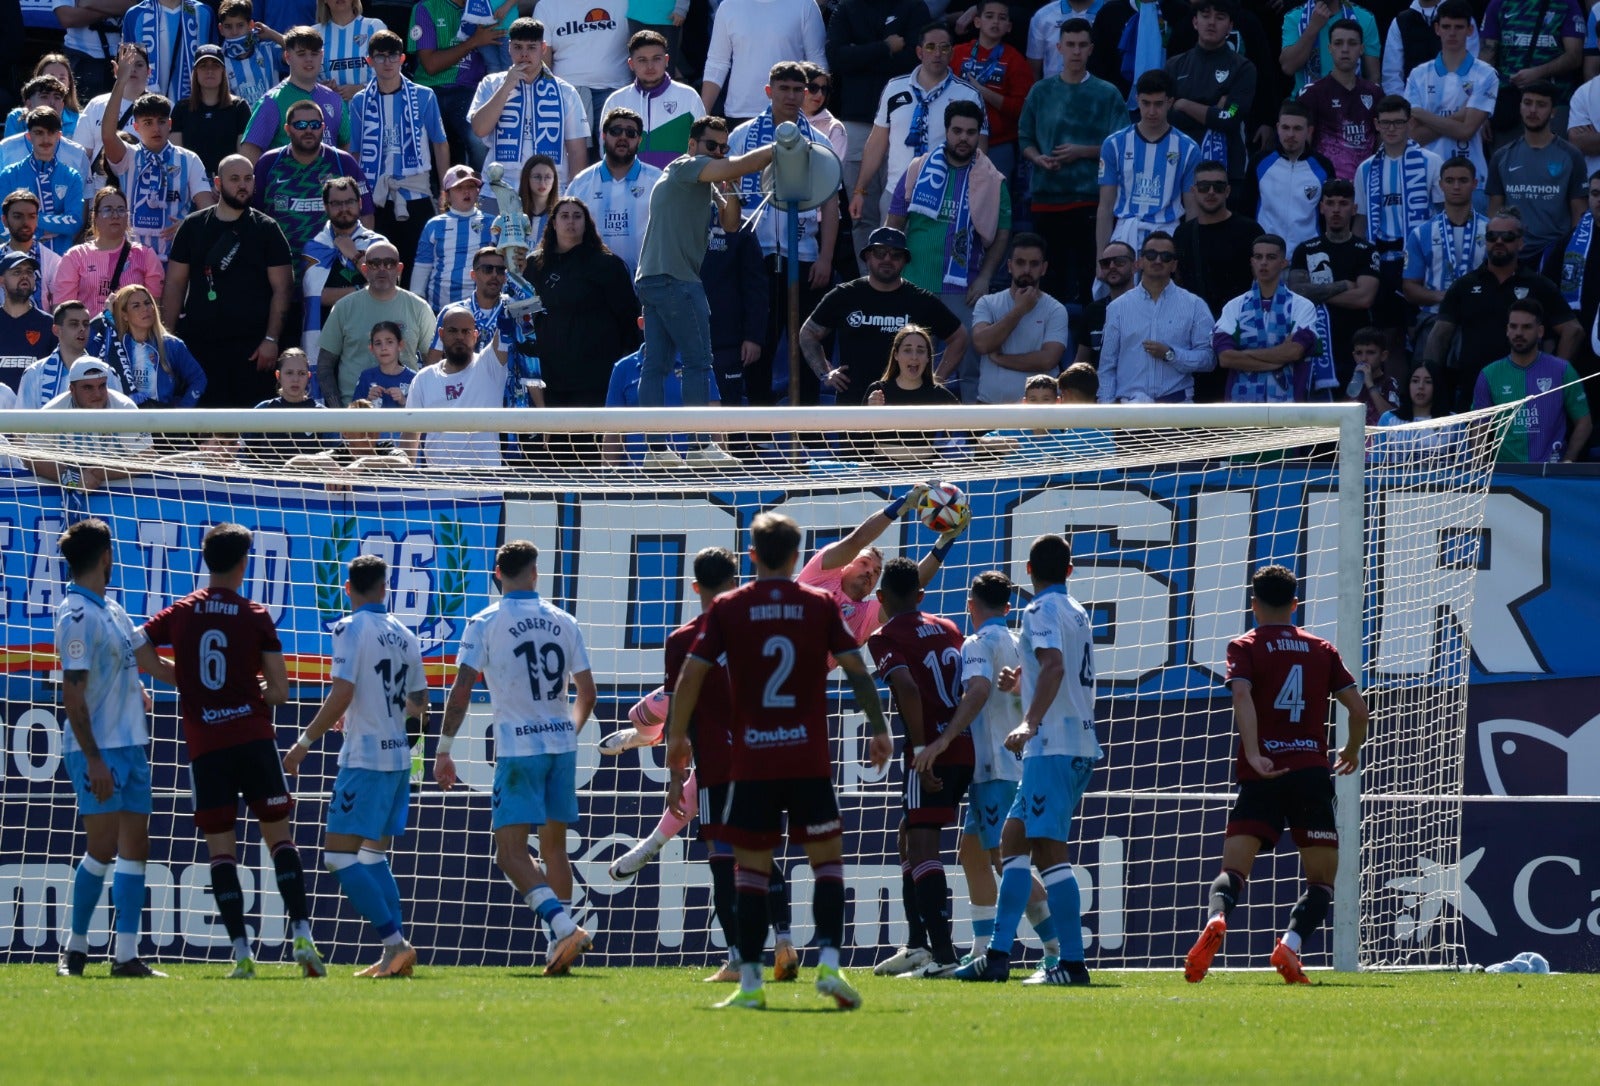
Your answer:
[637,274,716,407]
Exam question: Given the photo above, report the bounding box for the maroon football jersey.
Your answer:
[1225,623,1357,781]
[869,610,975,767]
[665,612,734,787]
[142,587,283,758]
[689,577,860,781]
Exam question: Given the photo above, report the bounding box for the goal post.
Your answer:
[0,401,1513,972]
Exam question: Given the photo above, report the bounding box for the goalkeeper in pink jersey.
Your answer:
[601,488,970,953]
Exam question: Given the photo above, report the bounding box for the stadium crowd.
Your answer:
[0,0,1593,464]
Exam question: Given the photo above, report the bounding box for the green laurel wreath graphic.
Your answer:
[427,513,468,635]
[315,516,359,622]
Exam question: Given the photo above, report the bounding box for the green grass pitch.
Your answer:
[4,964,1597,1083]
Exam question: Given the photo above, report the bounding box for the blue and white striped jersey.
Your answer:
[411,209,495,312]
[321,17,387,88]
[54,585,148,754]
[1354,145,1443,256]
[456,591,592,758]
[1017,584,1101,762]
[1403,211,1488,313]
[328,604,426,772]
[1098,123,1200,228]
[223,38,284,104]
[961,619,1024,784]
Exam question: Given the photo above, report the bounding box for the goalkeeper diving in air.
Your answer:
[600,486,971,950]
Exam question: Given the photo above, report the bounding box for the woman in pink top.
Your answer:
[53,186,166,317]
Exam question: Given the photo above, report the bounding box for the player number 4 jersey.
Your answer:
[1018,585,1102,761]
[457,591,592,758]
[1224,623,1357,781]
[330,605,427,772]
[961,618,1023,784]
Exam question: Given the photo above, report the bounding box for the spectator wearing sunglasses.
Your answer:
[253,100,373,278]
[1071,240,1134,369]
[1174,160,1263,401]
[567,107,663,275]
[1096,231,1216,404]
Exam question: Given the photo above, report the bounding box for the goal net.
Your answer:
[0,401,1514,971]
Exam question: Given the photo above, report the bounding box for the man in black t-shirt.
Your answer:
[1071,241,1134,368]
[1289,180,1381,388]
[1174,162,1263,401]
[0,251,56,393]
[1428,210,1583,412]
[799,228,968,404]
[162,154,295,408]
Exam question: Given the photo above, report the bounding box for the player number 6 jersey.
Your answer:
[457,591,592,758]
[1018,585,1102,761]
[330,605,427,772]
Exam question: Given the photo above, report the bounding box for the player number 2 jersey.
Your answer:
[961,618,1023,784]
[1225,623,1357,781]
[54,586,149,754]
[458,591,591,758]
[869,610,974,767]
[1018,585,1102,761]
[690,577,861,781]
[330,605,427,772]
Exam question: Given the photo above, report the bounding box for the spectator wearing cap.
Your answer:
[19,355,153,491]
[411,164,495,312]
[350,29,451,272]
[2,190,63,312]
[170,44,254,179]
[163,155,295,407]
[253,100,374,276]
[0,249,58,394]
[1487,80,1588,271]
[317,239,438,407]
[800,225,968,404]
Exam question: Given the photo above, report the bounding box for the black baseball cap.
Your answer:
[859,226,910,259]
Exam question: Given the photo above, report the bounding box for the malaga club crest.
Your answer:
[1360,94,1373,109]
[1513,286,1529,299]
[1214,68,1228,83]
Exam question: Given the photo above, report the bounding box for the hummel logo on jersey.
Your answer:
[1030,794,1047,817]
[339,790,356,814]
[492,785,503,808]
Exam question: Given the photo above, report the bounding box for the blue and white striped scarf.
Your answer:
[1231,280,1298,402]
[301,221,386,361]
[494,74,564,169]
[905,72,955,152]
[1366,142,1434,254]
[907,147,974,289]
[357,77,426,183]
[131,0,204,102]
[738,108,817,206]
[1560,210,1593,308]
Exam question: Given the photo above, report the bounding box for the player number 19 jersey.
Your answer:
[1018,585,1102,761]
[457,591,592,758]
[961,618,1023,784]
[330,605,427,772]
